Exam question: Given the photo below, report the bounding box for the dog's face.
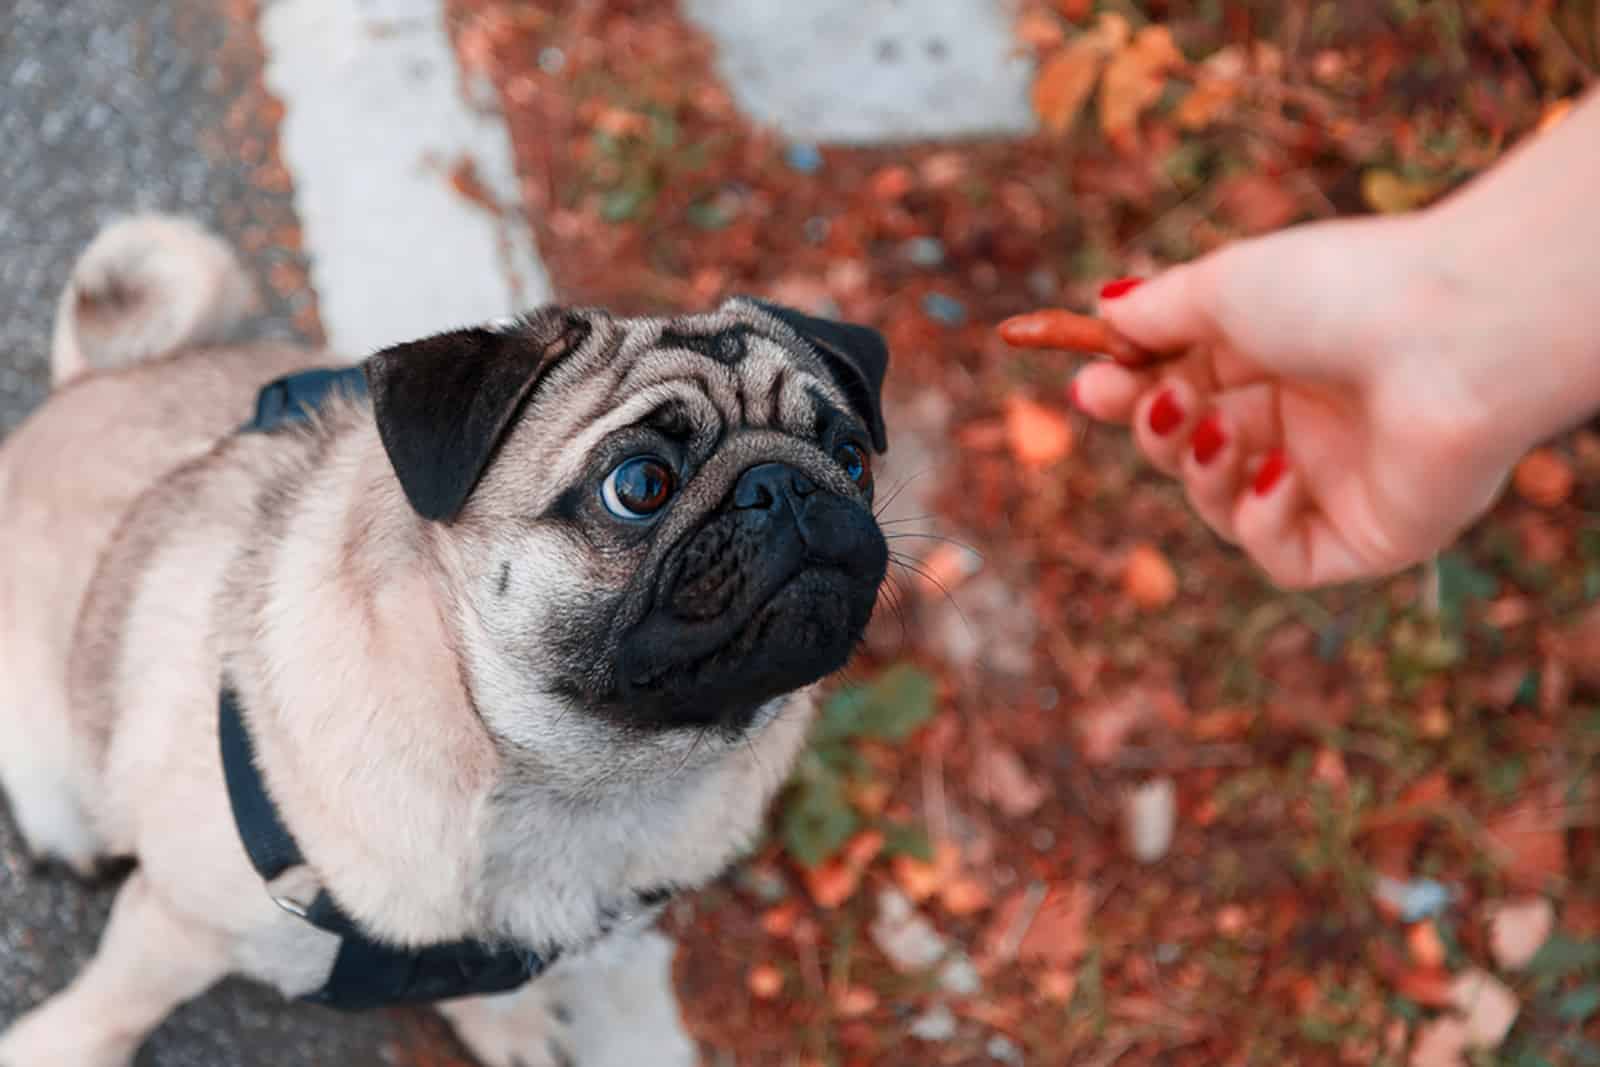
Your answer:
[364,298,890,769]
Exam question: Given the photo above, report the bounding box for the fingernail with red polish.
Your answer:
[1253,449,1288,495]
[1067,376,1082,410]
[1100,277,1143,300]
[1191,415,1226,465]
[1148,389,1183,436]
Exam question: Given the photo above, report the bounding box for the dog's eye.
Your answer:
[833,442,872,491]
[602,456,676,519]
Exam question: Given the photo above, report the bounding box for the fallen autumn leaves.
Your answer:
[443,0,1600,1063]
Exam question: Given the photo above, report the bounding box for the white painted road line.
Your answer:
[260,0,550,357]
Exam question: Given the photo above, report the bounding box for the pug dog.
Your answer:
[0,215,890,1067]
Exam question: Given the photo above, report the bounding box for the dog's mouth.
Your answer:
[611,473,888,731]
[621,566,871,724]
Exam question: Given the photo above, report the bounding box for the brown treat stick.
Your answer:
[997,310,1156,366]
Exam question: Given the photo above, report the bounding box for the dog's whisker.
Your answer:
[877,514,940,528]
[740,732,770,786]
[884,531,982,556]
[889,552,973,637]
[667,730,710,783]
[871,467,933,520]
[880,582,912,655]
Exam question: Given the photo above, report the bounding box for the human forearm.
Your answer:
[1414,86,1600,454]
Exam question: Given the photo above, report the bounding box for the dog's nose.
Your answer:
[733,463,815,511]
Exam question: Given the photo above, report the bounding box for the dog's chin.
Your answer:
[615,567,878,733]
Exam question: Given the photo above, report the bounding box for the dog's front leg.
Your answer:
[0,872,231,1067]
[438,929,698,1067]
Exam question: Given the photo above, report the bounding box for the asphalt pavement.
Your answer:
[0,3,412,1063]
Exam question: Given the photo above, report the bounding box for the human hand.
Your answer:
[1004,214,1535,590]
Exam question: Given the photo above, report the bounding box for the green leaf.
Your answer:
[1526,934,1600,979]
[601,184,651,223]
[648,111,679,151]
[1389,996,1423,1021]
[1578,527,1600,561]
[1298,1016,1342,1045]
[880,820,934,862]
[809,739,866,777]
[1556,985,1600,1023]
[1435,552,1497,632]
[780,772,859,869]
[819,664,938,745]
[815,689,869,746]
[1486,756,1528,801]
[686,196,735,231]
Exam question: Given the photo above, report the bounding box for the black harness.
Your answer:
[220,365,550,1011]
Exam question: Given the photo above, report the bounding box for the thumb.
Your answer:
[1098,257,1225,354]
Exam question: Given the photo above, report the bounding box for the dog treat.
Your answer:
[997,309,1154,366]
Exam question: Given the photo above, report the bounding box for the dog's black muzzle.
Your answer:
[617,461,887,730]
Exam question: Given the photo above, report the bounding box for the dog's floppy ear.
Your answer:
[364,310,592,522]
[753,300,889,453]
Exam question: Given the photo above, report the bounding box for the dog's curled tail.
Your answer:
[51,214,259,387]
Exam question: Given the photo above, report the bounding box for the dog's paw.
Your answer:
[509,1031,576,1067]
[0,1013,135,1067]
[437,989,575,1067]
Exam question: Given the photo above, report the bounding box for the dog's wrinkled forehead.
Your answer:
[608,298,875,430]
[364,297,889,523]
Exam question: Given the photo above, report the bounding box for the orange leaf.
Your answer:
[1215,905,1249,937]
[1036,968,1077,1003]
[804,829,886,909]
[1077,689,1158,764]
[940,877,993,917]
[1312,747,1349,793]
[1361,169,1445,214]
[1189,706,1255,741]
[1004,394,1074,468]
[892,840,960,904]
[1407,921,1446,969]
[762,901,802,938]
[1099,25,1183,145]
[1122,542,1178,609]
[1018,883,1093,966]
[847,777,892,818]
[1513,448,1574,507]
[1175,76,1239,131]
[1486,803,1567,891]
[1216,174,1301,234]
[1538,97,1575,133]
[1031,39,1106,134]
[748,963,785,999]
[833,985,879,1018]
[957,417,1008,452]
[971,740,1048,818]
[1016,11,1065,50]
[1391,965,1455,1008]
[804,861,858,910]
[868,166,914,202]
[976,886,1036,970]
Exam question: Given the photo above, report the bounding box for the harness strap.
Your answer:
[218,685,304,883]
[217,365,550,1011]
